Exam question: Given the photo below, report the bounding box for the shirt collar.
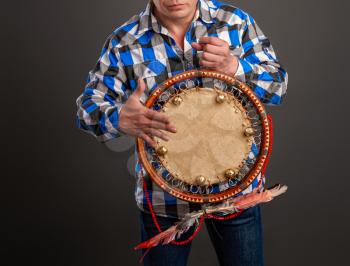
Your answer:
[137,0,215,35]
[198,0,216,24]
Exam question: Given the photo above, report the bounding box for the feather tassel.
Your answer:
[134,184,287,250]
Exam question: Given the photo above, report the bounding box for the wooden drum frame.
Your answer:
[136,70,270,203]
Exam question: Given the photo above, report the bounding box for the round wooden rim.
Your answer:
[136,70,269,203]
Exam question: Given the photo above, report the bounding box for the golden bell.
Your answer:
[216,94,226,103]
[156,146,168,156]
[196,175,207,186]
[244,127,254,137]
[225,169,236,179]
[172,96,183,106]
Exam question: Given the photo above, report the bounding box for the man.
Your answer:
[76,0,287,265]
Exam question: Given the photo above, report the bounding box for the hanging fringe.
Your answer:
[135,184,287,251]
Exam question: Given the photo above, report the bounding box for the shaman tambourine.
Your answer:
[136,70,270,203]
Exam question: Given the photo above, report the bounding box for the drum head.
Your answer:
[156,87,253,186]
[137,70,270,203]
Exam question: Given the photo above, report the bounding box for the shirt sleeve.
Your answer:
[76,34,129,142]
[234,15,288,105]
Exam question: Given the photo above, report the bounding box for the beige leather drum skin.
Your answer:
[156,87,253,186]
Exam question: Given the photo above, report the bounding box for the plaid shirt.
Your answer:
[76,0,288,219]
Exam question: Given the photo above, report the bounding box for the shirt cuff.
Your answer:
[233,58,246,82]
[117,103,126,136]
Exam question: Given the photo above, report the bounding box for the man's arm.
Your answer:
[192,14,288,105]
[234,14,288,105]
[76,35,176,145]
[76,35,128,142]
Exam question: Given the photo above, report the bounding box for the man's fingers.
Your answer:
[201,52,223,63]
[139,132,157,148]
[144,128,170,142]
[133,78,147,98]
[145,119,177,133]
[191,42,204,51]
[145,109,171,124]
[201,44,228,56]
[199,36,227,47]
[200,59,219,68]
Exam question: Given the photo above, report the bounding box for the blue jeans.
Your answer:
[140,205,263,266]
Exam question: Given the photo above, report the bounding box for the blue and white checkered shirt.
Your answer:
[76,0,288,219]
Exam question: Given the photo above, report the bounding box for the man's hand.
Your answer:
[118,78,177,147]
[191,37,239,76]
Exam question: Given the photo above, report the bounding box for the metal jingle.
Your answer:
[179,182,189,192]
[205,185,214,194]
[225,169,237,179]
[156,146,168,156]
[198,186,206,194]
[164,172,173,181]
[216,94,226,103]
[196,175,207,186]
[244,127,255,137]
[190,185,200,194]
[171,178,181,187]
[172,96,183,106]
[228,178,237,186]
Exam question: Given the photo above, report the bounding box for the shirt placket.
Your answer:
[155,25,186,72]
[184,28,195,70]
[158,23,196,72]
[170,27,195,71]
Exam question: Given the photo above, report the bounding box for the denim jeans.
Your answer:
[140,205,263,266]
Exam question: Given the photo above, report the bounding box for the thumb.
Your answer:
[133,78,147,98]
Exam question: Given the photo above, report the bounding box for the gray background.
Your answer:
[2,0,350,265]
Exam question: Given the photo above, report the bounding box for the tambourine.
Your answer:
[136,70,270,204]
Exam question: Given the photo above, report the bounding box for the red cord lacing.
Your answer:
[139,114,274,262]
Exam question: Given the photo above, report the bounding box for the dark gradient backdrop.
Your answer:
[2,0,350,265]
